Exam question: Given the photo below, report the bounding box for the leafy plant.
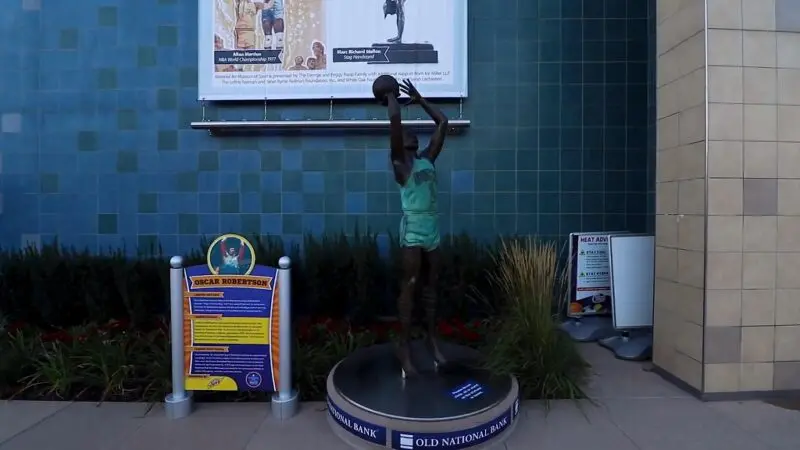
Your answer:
[480,237,589,401]
[18,340,82,400]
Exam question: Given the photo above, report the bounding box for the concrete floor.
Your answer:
[1,344,797,450]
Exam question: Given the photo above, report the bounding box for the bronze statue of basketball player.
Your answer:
[379,77,449,377]
[383,0,406,43]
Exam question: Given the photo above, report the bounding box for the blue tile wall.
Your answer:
[0,0,655,255]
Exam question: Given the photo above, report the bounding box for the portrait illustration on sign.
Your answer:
[207,234,256,276]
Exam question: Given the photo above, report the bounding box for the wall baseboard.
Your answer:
[651,364,800,402]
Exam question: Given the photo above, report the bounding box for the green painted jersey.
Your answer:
[399,157,437,214]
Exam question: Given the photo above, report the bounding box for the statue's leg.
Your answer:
[388,0,405,43]
[397,246,421,377]
[422,247,447,367]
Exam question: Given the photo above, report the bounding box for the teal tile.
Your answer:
[345,216,365,232]
[345,150,365,170]
[116,151,138,173]
[179,68,197,87]
[158,130,178,150]
[220,193,239,213]
[326,151,345,171]
[324,172,345,193]
[178,108,200,127]
[324,214,347,232]
[303,194,325,213]
[178,214,198,234]
[261,151,281,170]
[241,214,261,234]
[117,110,137,130]
[157,89,178,110]
[240,173,260,192]
[40,174,59,194]
[138,193,158,213]
[261,193,281,213]
[324,194,344,213]
[137,235,159,252]
[281,136,302,150]
[137,46,157,67]
[283,214,302,234]
[221,137,254,150]
[302,150,327,170]
[176,172,198,192]
[344,136,364,150]
[97,6,117,26]
[77,131,97,152]
[198,151,219,171]
[97,214,118,234]
[345,173,366,192]
[96,68,117,89]
[157,26,179,46]
[282,171,302,192]
[367,193,388,213]
[60,29,79,49]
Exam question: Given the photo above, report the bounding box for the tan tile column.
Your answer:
[653,0,707,390]
[655,0,800,397]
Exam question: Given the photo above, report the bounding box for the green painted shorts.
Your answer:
[399,213,440,251]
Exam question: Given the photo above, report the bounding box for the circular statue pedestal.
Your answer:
[326,341,520,450]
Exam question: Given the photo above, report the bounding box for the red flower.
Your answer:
[41,331,72,343]
[437,321,455,337]
[461,329,481,341]
[6,321,25,333]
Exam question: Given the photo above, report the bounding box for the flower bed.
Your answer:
[0,317,489,403]
[0,233,589,403]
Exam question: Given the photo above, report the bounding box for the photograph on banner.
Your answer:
[567,233,616,318]
[182,234,282,392]
[200,0,468,100]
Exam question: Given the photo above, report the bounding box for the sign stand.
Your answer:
[165,255,194,420]
[598,235,655,361]
[165,241,298,420]
[560,232,624,343]
[271,256,299,419]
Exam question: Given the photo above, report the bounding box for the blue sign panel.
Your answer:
[392,409,512,449]
[328,396,387,445]
[183,234,278,393]
[449,381,484,400]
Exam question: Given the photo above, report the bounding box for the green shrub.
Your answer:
[0,231,496,328]
[480,237,589,401]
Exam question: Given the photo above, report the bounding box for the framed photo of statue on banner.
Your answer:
[199,0,469,100]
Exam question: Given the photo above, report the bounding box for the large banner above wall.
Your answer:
[199,0,469,101]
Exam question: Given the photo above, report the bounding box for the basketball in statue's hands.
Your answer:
[372,74,400,106]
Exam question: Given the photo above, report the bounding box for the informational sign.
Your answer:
[391,408,513,450]
[199,0,469,100]
[567,232,621,318]
[449,381,484,401]
[328,396,387,445]
[183,234,280,392]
